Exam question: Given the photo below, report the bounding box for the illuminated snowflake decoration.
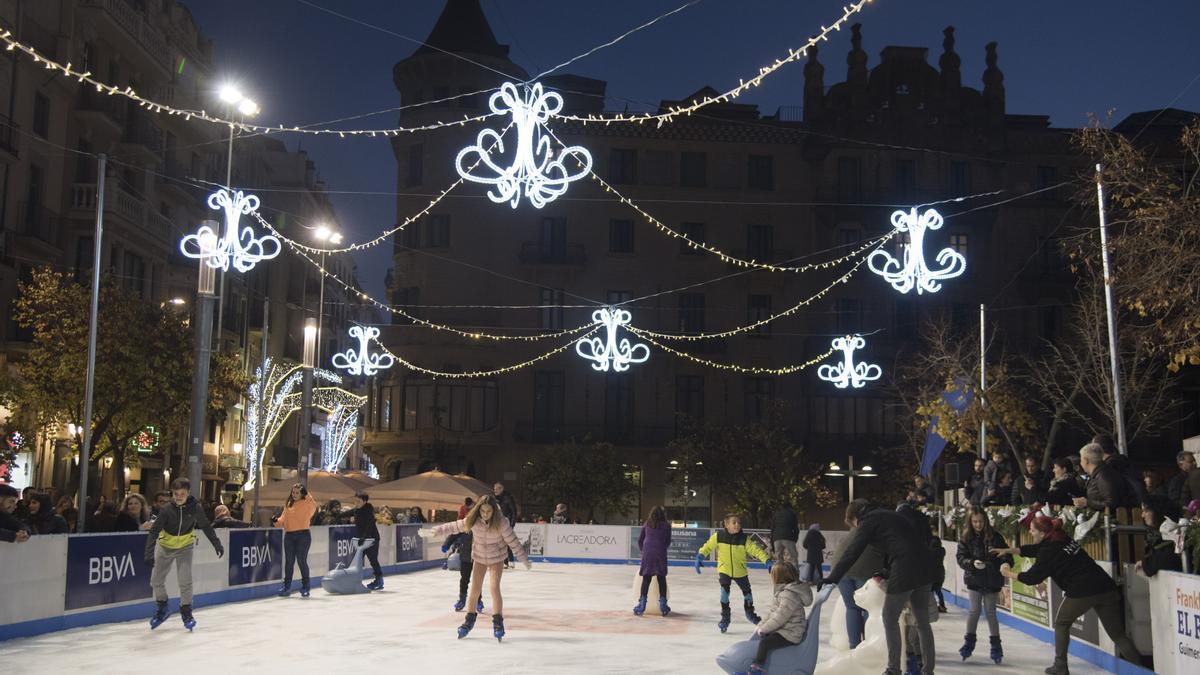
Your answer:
[817,335,882,389]
[575,307,649,373]
[455,81,592,209]
[131,426,160,453]
[331,325,395,376]
[321,405,360,473]
[867,207,966,295]
[179,188,281,273]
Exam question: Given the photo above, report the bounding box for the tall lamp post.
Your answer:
[312,225,342,368]
[213,84,259,353]
[824,456,876,503]
[298,318,317,486]
[187,228,219,498]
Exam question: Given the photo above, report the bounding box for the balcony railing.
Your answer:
[122,113,164,156]
[15,202,61,247]
[71,183,169,243]
[78,90,127,126]
[519,242,586,265]
[79,0,173,71]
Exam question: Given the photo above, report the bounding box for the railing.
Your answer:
[122,113,163,156]
[0,113,17,157]
[70,183,168,243]
[79,0,172,71]
[519,242,587,265]
[78,90,127,125]
[15,202,61,247]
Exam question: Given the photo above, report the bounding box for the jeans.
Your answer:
[150,544,194,604]
[719,573,754,606]
[882,589,936,675]
[838,576,868,647]
[755,632,797,665]
[283,529,312,587]
[1054,590,1141,664]
[966,590,999,636]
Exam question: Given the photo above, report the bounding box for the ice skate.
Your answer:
[366,577,384,591]
[1044,659,1069,675]
[959,632,977,660]
[300,583,310,598]
[990,635,1003,664]
[454,595,467,611]
[492,614,505,642]
[718,602,731,633]
[277,582,292,598]
[659,596,671,617]
[743,600,761,625]
[149,601,170,630]
[457,612,477,639]
[633,595,647,616]
[179,604,196,631]
[904,652,922,675]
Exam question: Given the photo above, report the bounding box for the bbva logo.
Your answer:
[400,535,419,551]
[336,538,358,558]
[241,544,272,568]
[88,553,136,584]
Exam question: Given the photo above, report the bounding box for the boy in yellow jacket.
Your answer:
[696,513,772,632]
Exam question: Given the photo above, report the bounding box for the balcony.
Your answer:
[0,113,17,162]
[79,0,173,73]
[76,90,126,135]
[71,183,170,245]
[120,113,164,161]
[519,242,587,265]
[512,421,674,446]
[158,157,202,201]
[14,202,62,250]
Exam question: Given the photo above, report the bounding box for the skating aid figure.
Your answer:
[144,477,224,631]
[696,513,772,633]
[421,494,530,641]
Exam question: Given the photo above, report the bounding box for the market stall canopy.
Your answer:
[242,470,375,508]
[367,470,492,512]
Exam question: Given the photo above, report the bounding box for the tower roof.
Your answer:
[414,0,509,60]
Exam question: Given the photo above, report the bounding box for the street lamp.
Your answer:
[824,455,876,503]
[298,318,317,486]
[187,228,219,499]
[312,224,342,368]
[213,83,259,355]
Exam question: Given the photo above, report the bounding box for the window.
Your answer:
[747,294,771,337]
[425,214,450,248]
[407,144,423,186]
[75,236,94,283]
[748,155,774,190]
[680,151,707,187]
[949,161,970,195]
[678,293,705,332]
[675,375,705,429]
[123,252,146,297]
[539,288,564,329]
[948,233,968,257]
[607,290,633,306]
[32,93,49,138]
[1036,165,1057,191]
[402,381,429,430]
[837,157,862,202]
[680,222,705,255]
[746,224,774,260]
[533,371,566,437]
[468,381,499,431]
[402,380,498,432]
[604,373,634,441]
[608,148,637,184]
[609,219,634,253]
[539,217,566,261]
[744,378,774,423]
[894,159,917,200]
[402,220,421,249]
[81,42,96,73]
[836,298,862,334]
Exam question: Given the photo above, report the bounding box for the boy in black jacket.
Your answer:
[353,492,383,590]
[145,478,223,631]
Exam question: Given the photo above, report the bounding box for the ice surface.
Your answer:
[0,563,1112,674]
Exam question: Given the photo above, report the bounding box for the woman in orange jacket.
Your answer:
[273,484,317,597]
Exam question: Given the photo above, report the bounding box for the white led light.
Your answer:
[331,325,396,376]
[218,84,243,104]
[179,188,281,273]
[456,81,591,209]
[817,335,882,389]
[575,307,649,372]
[321,405,359,472]
[867,207,966,295]
[237,98,259,117]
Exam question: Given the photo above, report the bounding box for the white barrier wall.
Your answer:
[1148,570,1200,675]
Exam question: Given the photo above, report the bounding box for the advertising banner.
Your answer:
[327,525,359,570]
[514,523,547,557]
[396,524,424,563]
[1149,570,1200,675]
[227,529,282,586]
[65,533,153,611]
[1050,579,1100,645]
[545,524,629,560]
[1009,554,1051,626]
[629,527,710,562]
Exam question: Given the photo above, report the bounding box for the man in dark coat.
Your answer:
[0,484,31,543]
[824,500,936,675]
[965,457,987,506]
[1013,456,1049,505]
[1167,451,1195,506]
[1094,433,1147,504]
[770,503,800,564]
[354,492,384,590]
[1073,443,1138,511]
[801,524,825,582]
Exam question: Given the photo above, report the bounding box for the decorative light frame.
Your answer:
[817,335,882,389]
[575,307,649,372]
[180,188,281,273]
[867,207,966,295]
[320,406,360,473]
[331,325,396,376]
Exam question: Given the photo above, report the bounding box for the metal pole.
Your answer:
[188,224,219,498]
[299,318,317,486]
[77,154,107,533]
[250,296,268,526]
[215,124,234,354]
[316,252,326,367]
[980,303,987,458]
[1095,164,1129,456]
[848,455,855,503]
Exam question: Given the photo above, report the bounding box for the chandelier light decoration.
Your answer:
[180,188,281,273]
[456,82,591,209]
[817,335,882,389]
[331,326,396,376]
[867,207,965,295]
[575,307,650,372]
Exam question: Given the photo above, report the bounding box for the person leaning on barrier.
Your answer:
[1136,494,1183,578]
[1072,443,1138,511]
[0,484,32,543]
[211,505,250,528]
[1167,451,1195,506]
[22,493,69,535]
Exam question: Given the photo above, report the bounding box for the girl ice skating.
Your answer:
[697,513,772,633]
[956,506,1012,664]
[634,505,672,617]
[422,493,530,641]
[273,484,317,597]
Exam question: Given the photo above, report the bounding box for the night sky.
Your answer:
[186,1,1200,302]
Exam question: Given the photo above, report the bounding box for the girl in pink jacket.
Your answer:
[425,494,530,641]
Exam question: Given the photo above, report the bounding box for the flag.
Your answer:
[919,378,973,478]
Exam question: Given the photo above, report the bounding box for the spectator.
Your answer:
[930,534,947,613]
[983,473,1015,507]
[13,486,36,521]
[229,498,245,521]
[458,497,474,520]
[1094,433,1147,503]
[314,499,345,526]
[1167,451,1195,506]
[22,492,69,535]
[408,506,427,524]
[1072,443,1138,511]
[1,484,31,543]
[115,494,150,532]
[93,494,109,517]
[211,505,250,528]
[769,502,800,564]
[87,502,118,532]
[1136,495,1182,578]
[1186,453,1200,510]
[1013,456,1049,505]
[912,475,936,504]
[550,503,570,524]
[829,522,885,648]
[1046,457,1085,506]
[801,523,825,582]
[1142,470,1167,499]
[965,457,988,506]
[54,496,79,533]
[150,491,170,520]
[983,450,1014,505]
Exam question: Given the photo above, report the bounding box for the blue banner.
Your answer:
[328,525,358,569]
[228,529,282,586]
[65,533,153,611]
[919,379,974,478]
[397,524,424,563]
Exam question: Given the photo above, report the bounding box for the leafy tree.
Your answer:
[10,269,247,500]
[523,437,639,523]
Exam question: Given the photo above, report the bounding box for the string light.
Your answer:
[631,329,836,375]
[575,307,649,372]
[816,335,882,388]
[371,328,601,379]
[331,326,396,376]
[0,29,501,137]
[456,82,592,208]
[867,207,966,294]
[321,406,360,473]
[180,188,281,272]
[552,1,875,127]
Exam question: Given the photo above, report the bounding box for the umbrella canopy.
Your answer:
[242,470,371,508]
[368,470,493,512]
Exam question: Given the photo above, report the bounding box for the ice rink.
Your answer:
[0,562,1112,674]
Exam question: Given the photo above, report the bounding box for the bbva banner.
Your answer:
[228,529,282,586]
[65,533,152,610]
[396,524,423,563]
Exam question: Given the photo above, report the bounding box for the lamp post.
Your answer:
[824,455,877,503]
[299,318,317,486]
[213,84,259,354]
[187,227,219,499]
[312,225,342,368]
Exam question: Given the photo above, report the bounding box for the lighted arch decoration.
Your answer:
[867,207,966,295]
[816,335,882,389]
[575,307,649,372]
[320,406,360,473]
[180,188,281,273]
[455,82,592,209]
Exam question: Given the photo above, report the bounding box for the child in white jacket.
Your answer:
[740,561,813,674]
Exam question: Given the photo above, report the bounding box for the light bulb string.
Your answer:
[370,327,600,379]
[634,332,837,375]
